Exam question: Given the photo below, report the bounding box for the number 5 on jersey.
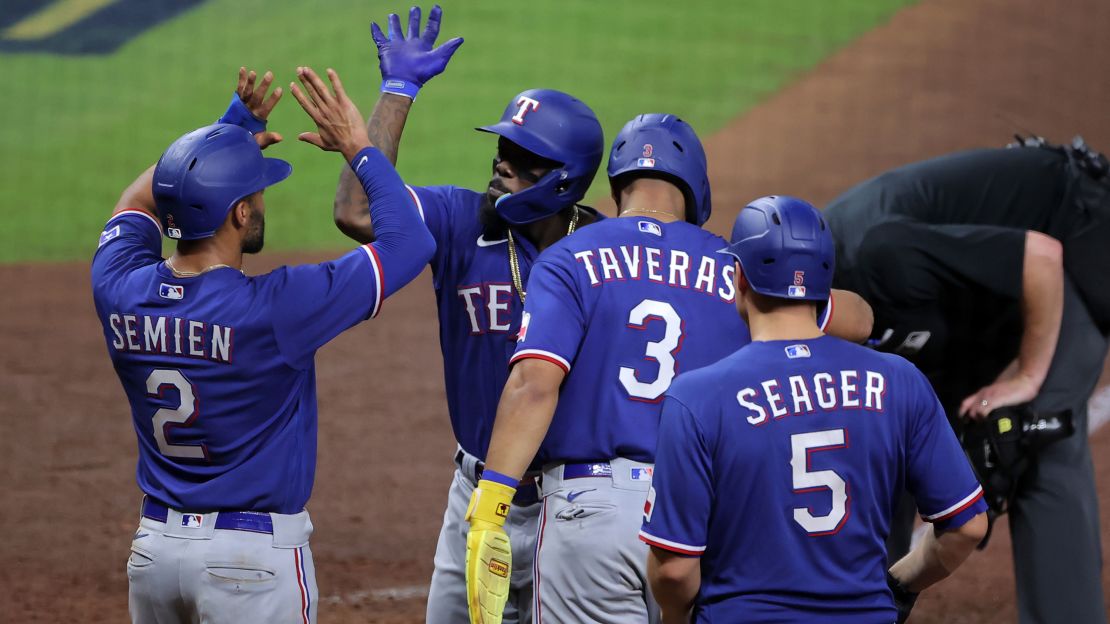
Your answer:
[791,429,849,535]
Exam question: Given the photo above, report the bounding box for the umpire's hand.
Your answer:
[290,66,373,162]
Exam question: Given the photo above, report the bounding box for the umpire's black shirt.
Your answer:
[824,145,1104,412]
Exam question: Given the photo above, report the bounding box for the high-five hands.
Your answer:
[289,67,373,162]
[371,5,463,99]
[219,67,284,149]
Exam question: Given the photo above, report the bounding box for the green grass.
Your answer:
[1,0,913,262]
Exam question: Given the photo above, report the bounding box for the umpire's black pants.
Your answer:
[888,279,1107,624]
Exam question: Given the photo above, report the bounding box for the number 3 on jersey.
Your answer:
[791,429,849,535]
[146,369,208,461]
[620,299,685,402]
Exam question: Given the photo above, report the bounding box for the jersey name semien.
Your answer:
[107,313,233,363]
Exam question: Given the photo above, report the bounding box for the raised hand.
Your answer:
[217,67,283,135]
[370,5,464,99]
[290,67,372,162]
[236,67,283,121]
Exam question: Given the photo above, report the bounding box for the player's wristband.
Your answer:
[466,479,516,528]
[380,78,421,101]
[481,469,520,489]
[216,92,267,134]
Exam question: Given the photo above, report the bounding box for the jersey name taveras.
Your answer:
[91,211,382,513]
[513,217,752,465]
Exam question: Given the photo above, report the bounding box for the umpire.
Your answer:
[824,137,1110,623]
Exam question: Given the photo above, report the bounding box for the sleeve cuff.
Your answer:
[360,244,385,318]
[921,486,984,523]
[108,209,163,236]
[638,530,705,556]
[510,349,571,373]
[819,294,834,332]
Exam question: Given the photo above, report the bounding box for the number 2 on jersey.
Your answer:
[619,299,685,402]
[790,429,849,535]
[146,369,208,460]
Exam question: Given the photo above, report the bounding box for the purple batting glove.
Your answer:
[370,5,464,100]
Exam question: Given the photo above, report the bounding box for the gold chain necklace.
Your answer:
[165,257,241,277]
[622,208,678,219]
[506,205,579,304]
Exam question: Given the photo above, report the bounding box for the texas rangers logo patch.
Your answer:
[159,283,184,300]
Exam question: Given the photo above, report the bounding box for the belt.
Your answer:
[454,449,541,506]
[142,498,274,534]
[563,461,613,480]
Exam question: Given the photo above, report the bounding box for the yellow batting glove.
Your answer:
[465,478,516,624]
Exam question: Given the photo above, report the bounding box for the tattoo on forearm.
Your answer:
[334,94,412,216]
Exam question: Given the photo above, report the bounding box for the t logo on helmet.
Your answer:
[511,96,541,125]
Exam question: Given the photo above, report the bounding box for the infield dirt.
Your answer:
[3,0,1109,621]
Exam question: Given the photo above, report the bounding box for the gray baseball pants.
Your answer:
[127,501,317,624]
[533,458,662,624]
[426,447,541,624]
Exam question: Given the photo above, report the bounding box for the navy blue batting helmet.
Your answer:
[719,195,834,301]
[607,114,711,226]
[476,89,603,225]
[153,123,292,240]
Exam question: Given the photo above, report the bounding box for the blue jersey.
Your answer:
[92,149,431,514]
[408,185,602,459]
[641,336,987,623]
[510,217,753,465]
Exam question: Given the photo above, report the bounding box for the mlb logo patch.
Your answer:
[98,225,121,247]
[159,283,184,300]
[785,344,811,359]
[167,227,183,239]
[630,467,654,481]
[787,285,807,298]
[638,221,662,236]
[181,514,203,529]
[637,157,656,168]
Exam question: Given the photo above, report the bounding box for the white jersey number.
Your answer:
[790,429,848,535]
[145,369,208,460]
[619,299,684,401]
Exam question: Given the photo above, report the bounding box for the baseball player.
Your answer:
[641,196,988,624]
[91,65,433,623]
[824,140,1110,623]
[465,116,873,623]
[330,7,606,623]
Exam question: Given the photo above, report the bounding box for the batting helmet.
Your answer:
[153,123,292,240]
[607,114,711,226]
[476,89,603,225]
[719,195,834,301]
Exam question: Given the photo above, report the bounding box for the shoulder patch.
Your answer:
[98,225,121,247]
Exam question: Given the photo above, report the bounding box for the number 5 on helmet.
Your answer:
[464,479,516,624]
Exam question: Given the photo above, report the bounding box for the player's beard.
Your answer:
[241,204,265,254]
[479,188,509,238]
